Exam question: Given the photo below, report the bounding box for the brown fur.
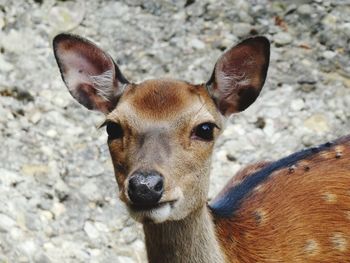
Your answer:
[215,137,350,262]
[105,80,223,223]
[125,80,195,120]
[144,206,226,263]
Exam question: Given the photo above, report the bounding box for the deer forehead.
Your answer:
[109,79,219,127]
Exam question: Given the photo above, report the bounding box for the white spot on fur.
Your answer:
[253,208,267,224]
[331,233,347,252]
[304,239,319,255]
[322,192,337,203]
[346,211,350,220]
[335,145,345,154]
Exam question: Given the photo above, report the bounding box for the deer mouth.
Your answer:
[126,199,179,224]
[129,200,178,212]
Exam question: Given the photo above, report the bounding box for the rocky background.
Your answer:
[0,0,349,262]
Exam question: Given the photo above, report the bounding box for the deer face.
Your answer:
[104,79,222,223]
[53,34,269,223]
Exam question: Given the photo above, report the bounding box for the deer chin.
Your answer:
[124,186,185,223]
[127,200,179,224]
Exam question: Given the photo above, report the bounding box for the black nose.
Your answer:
[127,170,164,207]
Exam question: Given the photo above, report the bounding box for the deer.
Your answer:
[53,33,350,263]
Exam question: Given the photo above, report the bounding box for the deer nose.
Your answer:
[127,170,164,207]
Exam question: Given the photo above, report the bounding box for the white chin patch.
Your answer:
[147,203,171,223]
[129,203,172,224]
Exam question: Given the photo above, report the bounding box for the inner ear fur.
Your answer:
[53,33,129,113]
[207,36,270,116]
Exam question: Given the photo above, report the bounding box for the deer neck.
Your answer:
[143,205,226,263]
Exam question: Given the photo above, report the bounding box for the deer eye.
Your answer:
[191,122,217,141]
[106,122,124,140]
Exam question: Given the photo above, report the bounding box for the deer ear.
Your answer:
[207,36,270,116]
[53,33,129,113]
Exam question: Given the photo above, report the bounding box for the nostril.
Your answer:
[128,178,136,192]
[154,180,163,192]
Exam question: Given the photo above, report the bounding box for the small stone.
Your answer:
[120,226,138,244]
[290,99,304,111]
[0,55,14,72]
[18,256,29,263]
[0,213,16,231]
[323,50,336,60]
[274,32,293,46]
[304,114,329,133]
[19,239,38,257]
[10,226,25,240]
[25,213,41,231]
[265,107,281,118]
[34,252,51,263]
[51,202,66,218]
[131,239,145,251]
[29,111,42,124]
[48,3,85,32]
[216,150,228,163]
[0,29,34,53]
[94,221,109,232]
[40,211,53,221]
[118,256,135,263]
[80,179,103,201]
[89,248,101,257]
[233,23,252,38]
[297,4,313,15]
[263,121,275,137]
[189,38,205,50]
[0,168,21,187]
[52,95,70,108]
[46,129,57,138]
[84,221,100,239]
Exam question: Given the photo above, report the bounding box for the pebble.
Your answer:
[189,38,206,50]
[304,114,330,133]
[48,2,85,32]
[118,256,135,263]
[0,213,16,231]
[29,111,42,124]
[84,221,100,239]
[297,4,313,15]
[0,55,14,72]
[233,23,252,38]
[19,239,38,257]
[80,179,103,201]
[51,202,66,218]
[323,50,337,59]
[290,99,305,111]
[0,168,22,186]
[273,32,293,46]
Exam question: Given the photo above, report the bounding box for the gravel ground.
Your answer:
[0,0,349,262]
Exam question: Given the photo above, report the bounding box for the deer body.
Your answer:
[53,34,350,262]
[213,136,350,262]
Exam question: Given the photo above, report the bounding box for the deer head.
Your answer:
[53,34,269,224]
